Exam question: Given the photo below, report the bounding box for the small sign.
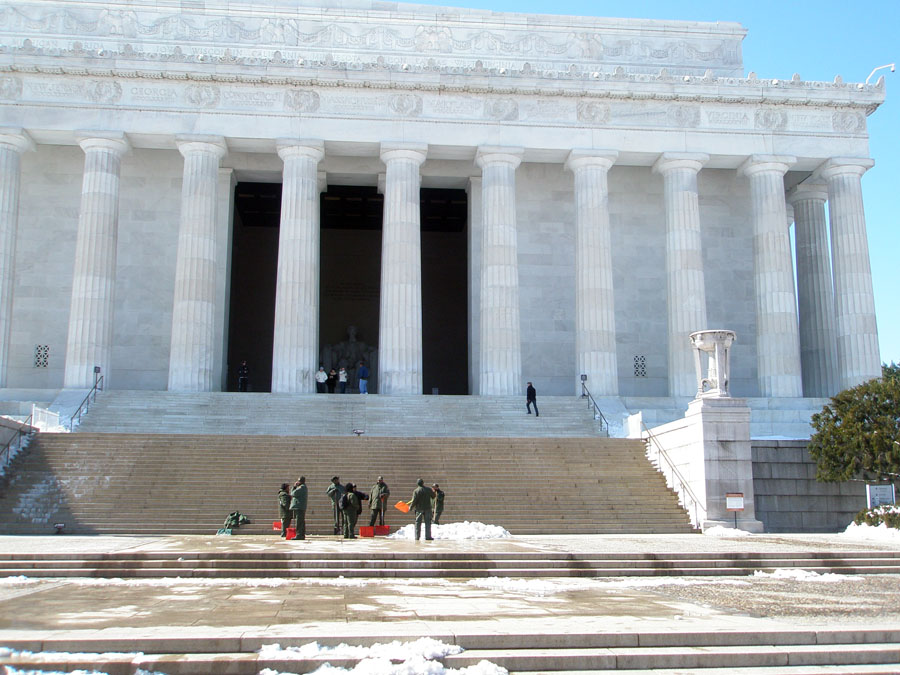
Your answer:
[725,493,744,511]
[866,484,896,509]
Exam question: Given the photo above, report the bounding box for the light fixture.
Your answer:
[865,63,895,84]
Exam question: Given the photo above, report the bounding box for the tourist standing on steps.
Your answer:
[407,478,434,541]
[277,483,292,537]
[326,476,345,534]
[357,360,370,394]
[431,483,445,525]
[526,381,539,417]
[315,366,328,393]
[237,360,250,392]
[338,367,348,394]
[290,476,308,540]
[369,476,391,527]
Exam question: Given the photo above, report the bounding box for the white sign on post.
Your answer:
[725,493,744,511]
[866,484,896,509]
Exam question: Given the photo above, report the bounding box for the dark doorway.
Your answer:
[226,182,280,392]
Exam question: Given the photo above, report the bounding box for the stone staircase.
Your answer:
[3,628,900,673]
[0,434,695,535]
[73,390,607,437]
[2,549,899,578]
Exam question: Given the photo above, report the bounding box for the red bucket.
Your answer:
[285,527,296,540]
[375,525,390,536]
[359,526,375,538]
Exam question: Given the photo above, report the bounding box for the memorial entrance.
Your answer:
[226,183,468,393]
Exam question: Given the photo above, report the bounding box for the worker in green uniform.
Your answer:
[290,476,308,540]
[341,482,361,538]
[431,483,445,525]
[406,478,434,541]
[277,483,292,537]
[326,476,344,535]
[369,476,391,527]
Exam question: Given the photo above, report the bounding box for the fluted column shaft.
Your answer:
[476,146,524,396]
[818,157,880,389]
[0,129,33,387]
[566,150,619,396]
[271,140,325,393]
[653,153,709,397]
[64,133,130,389]
[168,136,227,391]
[787,182,839,397]
[378,143,427,395]
[739,155,802,397]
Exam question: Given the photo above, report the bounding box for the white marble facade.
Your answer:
[0,0,884,397]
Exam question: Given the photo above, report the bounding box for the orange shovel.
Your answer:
[394,501,410,513]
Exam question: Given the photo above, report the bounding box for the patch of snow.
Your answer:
[466,577,602,597]
[388,521,511,540]
[841,521,900,542]
[593,577,750,589]
[752,568,863,582]
[703,526,751,537]
[258,638,507,675]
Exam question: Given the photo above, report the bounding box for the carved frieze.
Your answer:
[85,79,122,103]
[185,84,220,108]
[284,89,320,113]
[389,93,422,117]
[832,111,865,134]
[0,76,22,100]
[576,101,610,125]
[667,105,700,128]
[485,98,518,121]
[755,109,787,131]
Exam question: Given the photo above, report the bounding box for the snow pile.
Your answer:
[703,526,751,537]
[388,521,511,540]
[842,520,900,543]
[258,637,507,675]
[752,568,863,582]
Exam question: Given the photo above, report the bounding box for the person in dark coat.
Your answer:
[369,476,391,527]
[277,483,292,537]
[406,478,434,541]
[290,476,308,540]
[431,483,445,525]
[341,482,367,538]
[238,360,250,392]
[326,476,344,535]
[526,381,539,417]
[327,368,337,393]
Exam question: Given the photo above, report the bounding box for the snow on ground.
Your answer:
[752,568,864,582]
[703,526,751,538]
[258,638,507,675]
[388,521,510,540]
[841,521,900,542]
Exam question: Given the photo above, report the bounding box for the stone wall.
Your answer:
[751,439,867,532]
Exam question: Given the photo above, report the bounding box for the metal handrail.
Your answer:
[641,420,706,528]
[580,382,609,434]
[1,413,34,468]
[69,375,104,431]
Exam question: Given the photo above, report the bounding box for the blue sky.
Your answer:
[410,0,899,366]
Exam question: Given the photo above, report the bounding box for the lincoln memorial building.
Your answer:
[0,0,885,412]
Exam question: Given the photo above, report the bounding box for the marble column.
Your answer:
[168,136,227,392]
[653,152,710,398]
[817,157,881,389]
[271,140,325,393]
[787,181,839,397]
[0,129,34,388]
[566,149,619,396]
[738,155,802,397]
[476,146,524,396]
[378,142,427,395]
[63,132,130,389]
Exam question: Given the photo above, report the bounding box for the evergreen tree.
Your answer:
[808,363,900,482]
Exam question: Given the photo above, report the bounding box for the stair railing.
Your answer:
[641,420,706,528]
[580,382,609,435]
[1,413,34,468]
[69,375,104,431]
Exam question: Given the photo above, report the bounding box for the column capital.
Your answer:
[652,152,709,175]
[786,180,828,205]
[0,127,35,154]
[814,156,875,181]
[737,154,796,178]
[475,146,524,169]
[75,131,130,156]
[380,142,428,164]
[565,149,618,173]
[175,134,227,159]
[276,138,324,162]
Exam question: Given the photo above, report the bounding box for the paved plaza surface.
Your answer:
[2,533,900,650]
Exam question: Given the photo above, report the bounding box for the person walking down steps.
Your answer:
[526,381,539,417]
